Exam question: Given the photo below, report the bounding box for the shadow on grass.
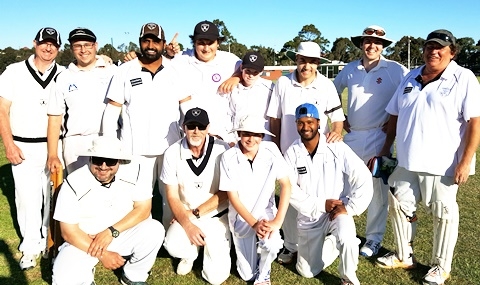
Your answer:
[0,239,28,285]
[0,164,20,238]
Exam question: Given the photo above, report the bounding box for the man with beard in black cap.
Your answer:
[102,22,192,230]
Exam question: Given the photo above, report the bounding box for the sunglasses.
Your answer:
[91,156,119,167]
[426,32,453,44]
[363,28,386,37]
[185,124,207,131]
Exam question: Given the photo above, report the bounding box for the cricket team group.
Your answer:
[0,18,478,285]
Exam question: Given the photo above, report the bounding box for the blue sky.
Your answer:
[1,0,479,52]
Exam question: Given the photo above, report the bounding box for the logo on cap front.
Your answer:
[192,109,201,116]
[249,54,257,62]
[147,23,157,30]
[46,28,56,35]
[200,23,210,33]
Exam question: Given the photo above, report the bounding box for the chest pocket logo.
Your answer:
[130,78,142,87]
[297,166,307,174]
[403,87,413,94]
[194,182,203,189]
[68,84,78,92]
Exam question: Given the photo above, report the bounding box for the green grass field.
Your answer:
[1,85,480,284]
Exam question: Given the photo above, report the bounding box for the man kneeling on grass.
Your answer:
[52,136,164,285]
[219,115,291,285]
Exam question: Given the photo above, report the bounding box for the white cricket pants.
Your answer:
[52,218,164,285]
[297,214,360,285]
[282,204,299,252]
[344,128,389,243]
[63,133,99,174]
[164,214,231,285]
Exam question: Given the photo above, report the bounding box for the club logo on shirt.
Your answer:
[297,166,307,174]
[68,84,78,92]
[130,78,143,87]
[376,77,382,84]
[212,73,221,82]
[194,182,203,189]
[40,99,47,106]
[403,87,413,94]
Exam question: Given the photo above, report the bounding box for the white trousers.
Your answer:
[388,166,459,273]
[13,141,61,254]
[63,134,99,174]
[282,204,299,252]
[344,128,389,243]
[52,218,164,285]
[164,214,231,285]
[297,214,360,285]
[231,213,284,282]
[137,155,171,229]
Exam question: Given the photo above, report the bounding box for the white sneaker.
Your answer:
[360,240,381,257]
[422,265,450,285]
[19,253,39,270]
[176,258,194,275]
[376,252,416,269]
[277,247,296,264]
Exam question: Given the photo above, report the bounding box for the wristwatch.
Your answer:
[192,208,200,219]
[108,226,120,238]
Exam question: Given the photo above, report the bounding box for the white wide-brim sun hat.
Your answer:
[285,41,331,64]
[350,25,394,49]
[230,115,275,137]
[76,136,132,161]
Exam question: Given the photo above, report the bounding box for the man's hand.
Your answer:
[253,219,269,239]
[124,51,138,62]
[165,33,180,57]
[5,143,24,165]
[454,161,471,185]
[99,55,113,65]
[184,222,206,246]
[87,229,114,257]
[98,250,126,270]
[47,156,62,174]
[325,199,343,213]
[218,76,240,94]
[325,131,343,143]
[329,203,347,221]
[262,219,283,239]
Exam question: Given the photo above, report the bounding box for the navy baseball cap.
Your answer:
[295,103,320,120]
[35,27,61,47]
[425,29,456,47]
[190,20,224,42]
[242,51,265,72]
[68,28,96,43]
[183,107,209,127]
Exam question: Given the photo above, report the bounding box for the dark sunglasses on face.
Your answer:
[91,156,119,166]
[426,32,453,44]
[363,28,386,37]
[185,124,207,131]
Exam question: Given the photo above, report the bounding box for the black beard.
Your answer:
[141,49,162,62]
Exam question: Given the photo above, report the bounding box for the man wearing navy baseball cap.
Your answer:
[283,103,373,285]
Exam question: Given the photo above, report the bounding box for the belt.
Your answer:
[213,208,228,218]
[13,135,63,143]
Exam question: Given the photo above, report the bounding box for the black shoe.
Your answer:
[120,273,147,285]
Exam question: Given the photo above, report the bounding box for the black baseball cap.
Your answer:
[68,28,96,43]
[189,20,224,42]
[139,22,165,41]
[183,107,209,127]
[35,27,61,47]
[425,29,456,47]
[242,51,265,72]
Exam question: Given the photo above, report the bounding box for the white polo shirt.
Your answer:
[219,141,289,222]
[106,58,189,156]
[283,135,373,229]
[386,60,480,176]
[173,49,241,140]
[48,57,115,137]
[333,57,408,131]
[0,55,64,138]
[53,162,151,235]
[160,135,229,217]
[226,77,274,141]
[267,71,345,153]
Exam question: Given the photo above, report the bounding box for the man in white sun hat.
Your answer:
[52,136,164,285]
[219,115,291,285]
[266,41,345,265]
[284,103,372,285]
[333,25,408,257]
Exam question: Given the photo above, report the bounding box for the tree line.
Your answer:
[1,20,480,74]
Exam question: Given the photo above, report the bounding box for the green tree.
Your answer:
[250,45,277,66]
[386,36,424,68]
[212,19,246,58]
[98,44,122,63]
[0,47,19,73]
[328,37,361,62]
[57,44,74,66]
[456,37,478,69]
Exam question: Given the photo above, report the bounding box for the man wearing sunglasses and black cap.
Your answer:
[376,29,480,285]
[161,107,231,284]
[333,25,408,258]
[52,136,164,285]
[0,27,65,270]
